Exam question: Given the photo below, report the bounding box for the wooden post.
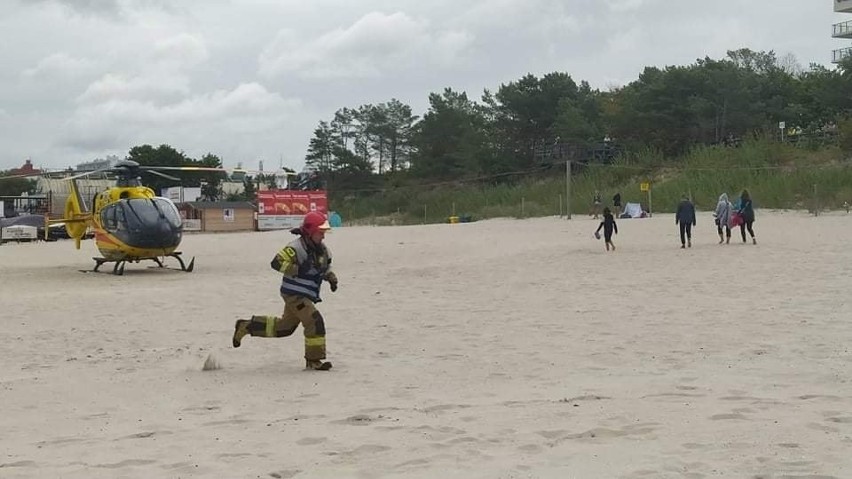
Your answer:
[640,182,652,217]
[814,184,819,217]
[566,160,572,219]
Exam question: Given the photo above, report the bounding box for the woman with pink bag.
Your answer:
[736,189,756,244]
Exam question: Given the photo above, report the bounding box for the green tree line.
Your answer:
[304,49,852,199]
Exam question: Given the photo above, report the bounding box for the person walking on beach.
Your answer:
[675,194,696,248]
[590,190,602,219]
[595,207,618,251]
[738,189,757,245]
[232,212,338,371]
[612,192,622,218]
[714,193,732,244]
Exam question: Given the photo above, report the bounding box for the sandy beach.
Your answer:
[2,210,851,479]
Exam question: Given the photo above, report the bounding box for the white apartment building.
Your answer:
[833,0,852,63]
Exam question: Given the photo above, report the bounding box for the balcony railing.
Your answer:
[832,46,852,63]
[834,20,852,38]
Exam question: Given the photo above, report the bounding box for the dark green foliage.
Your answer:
[0,175,36,196]
[126,144,225,199]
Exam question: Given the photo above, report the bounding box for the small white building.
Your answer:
[161,186,203,203]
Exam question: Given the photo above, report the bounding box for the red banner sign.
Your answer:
[257,190,328,217]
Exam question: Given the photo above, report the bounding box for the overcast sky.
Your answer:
[0,0,845,172]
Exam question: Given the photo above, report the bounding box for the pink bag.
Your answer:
[731,212,743,227]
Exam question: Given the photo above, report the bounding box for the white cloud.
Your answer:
[258,11,474,79]
[25,0,175,19]
[149,33,209,70]
[22,52,95,80]
[76,73,190,104]
[605,0,648,13]
[29,0,123,18]
[61,82,301,154]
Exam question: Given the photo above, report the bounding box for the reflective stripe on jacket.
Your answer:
[271,237,332,302]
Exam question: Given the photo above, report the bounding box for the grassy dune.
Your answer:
[334,140,852,225]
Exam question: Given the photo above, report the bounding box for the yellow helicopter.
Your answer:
[4,160,226,274]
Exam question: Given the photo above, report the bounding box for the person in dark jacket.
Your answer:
[594,207,618,251]
[675,194,696,248]
[612,192,622,218]
[738,189,756,244]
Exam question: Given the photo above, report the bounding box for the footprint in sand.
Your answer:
[709,413,748,420]
[517,444,544,453]
[0,461,37,468]
[538,423,658,445]
[117,430,174,440]
[295,437,327,446]
[825,416,852,424]
[348,444,391,455]
[754,475,838,479]
[331,414,378,425]
[269,469,302,478]
[93,459,157,468]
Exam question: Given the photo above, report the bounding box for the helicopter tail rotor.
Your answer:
[61,178,93,249]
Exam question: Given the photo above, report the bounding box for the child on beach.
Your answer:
[595,207,618,251]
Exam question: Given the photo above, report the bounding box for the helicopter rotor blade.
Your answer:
[63,167,114,181]
[0,173,41,181]
[145,170,181,181]
[139,166,228,173]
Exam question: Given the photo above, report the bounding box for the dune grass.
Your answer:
[334,139,852,225]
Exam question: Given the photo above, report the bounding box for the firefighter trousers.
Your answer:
[247,294,326,361]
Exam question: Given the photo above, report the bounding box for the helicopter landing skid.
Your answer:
[87,253,195,275]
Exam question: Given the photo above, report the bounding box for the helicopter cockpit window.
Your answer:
[101,205,116,230]
[115,207,127,230]
[152,198,182,227]
[100,204,128,232]
[122,198,182,229]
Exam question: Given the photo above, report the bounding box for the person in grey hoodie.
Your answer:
[714,193,732,244]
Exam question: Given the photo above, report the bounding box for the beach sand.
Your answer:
[1,210,851,478]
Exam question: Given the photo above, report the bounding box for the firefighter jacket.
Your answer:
[270,237,333,302]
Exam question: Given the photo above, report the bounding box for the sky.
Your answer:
[0,0,846,172]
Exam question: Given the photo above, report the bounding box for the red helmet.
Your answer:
[301,211,331,235]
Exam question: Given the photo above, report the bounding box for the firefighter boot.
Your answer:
[306,359,332,371]
[232,320,250,348]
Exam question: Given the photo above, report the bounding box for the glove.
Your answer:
[325,272,338,292]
